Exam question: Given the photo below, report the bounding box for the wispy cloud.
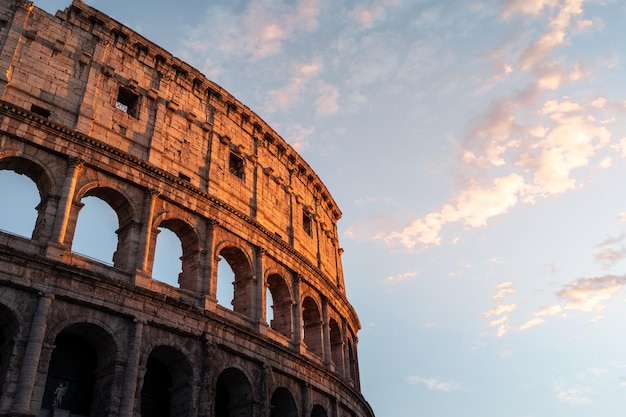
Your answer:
[557,275,626,312]
[365,0,617,250]
[406,375,462,392]
[553,381,593,405]
[482,283,517,337]
[385,270,419,285]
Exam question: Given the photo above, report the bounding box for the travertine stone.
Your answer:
[0,1,374,417]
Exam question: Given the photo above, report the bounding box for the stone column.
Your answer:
[52,157,84,245]
[118,318,145,417]
[292,273,302,349]
[341,319,352,385]
[138,189,160,272]
[254,247,267,326]
[197,334,213,417]
[13,293,54,413]
[321,296,331,367]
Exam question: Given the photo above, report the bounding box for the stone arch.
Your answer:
[216,243,254,317]
[214,367,254,417]
[0,153,55,240]
[153,217,201,291]
[301,296,323,357]
[41,322,117,417]
[140,345,194,417]
[270,386,298,417]
[68,182,138,270]
[0,303,20,398]
[311,404,328,417]
[329,318,343,375]
[346,338,357,385]
[266,273,293,338]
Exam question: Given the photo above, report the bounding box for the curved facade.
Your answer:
[0,1,374,417]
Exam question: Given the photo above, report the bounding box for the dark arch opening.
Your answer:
[0,304,19,397]
[42,323,116,417]
[141,356,172,417]
[311,404,328,417]
[214,367,254,417]
[302,297,322,357]
[141,345,193,417]
[329,319,343,374]
[270,387,298,417]
[42,334,97,414]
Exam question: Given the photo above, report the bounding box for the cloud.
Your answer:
[281,124,314,152]
[553,382,592,405]
[265,58,324,113]
[181,0,322,64]
[519,317,546,330]
[406,376,462,392]
[557,275,626,312]
[494,282,515,299]
[347,0,622,251]
[315,82,340,115]
[385,270,419,285]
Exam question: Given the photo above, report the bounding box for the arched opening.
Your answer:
[266,287,274,323]
[141,345,193,417]
[0,169,39,238]
[329,319,343,375]
[266,274,292,338]
[0,304,19,397]
[141,357,171,417]
[152,227,183,287]
[346,339,357,385]
[154,219,200,291]
[72,196,118,264]
[69,186,136,270]
[311,404,328,417]
[217,247,252,317]
[302,297,322,357]
[214,367,254,417]
[0,156,52,240]
[41,323,116,417]
[270,387,298,417]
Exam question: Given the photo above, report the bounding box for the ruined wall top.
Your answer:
[0,0,348,284]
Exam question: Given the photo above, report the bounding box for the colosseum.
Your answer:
[0,1,376,417]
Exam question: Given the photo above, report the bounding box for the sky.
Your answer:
[4,0,626,416]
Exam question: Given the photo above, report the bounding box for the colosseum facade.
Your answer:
[0,1,375,417]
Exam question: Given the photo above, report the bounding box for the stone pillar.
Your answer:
[138,189,160,272]
[12,293,54,413]
[292,273,302,349]
[51,157,84,245]
[341,319,352,385]
[321,296,331,367]
[301,382,310,417]
[197,334,213,417]
[117,318,145,417]
[254,247,267,327]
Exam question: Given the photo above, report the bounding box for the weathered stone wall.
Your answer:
[0,1,373,417]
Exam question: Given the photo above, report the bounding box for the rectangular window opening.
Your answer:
[30,104,50,118]
[303,211,312,236]
[229,153,245,180]
[115,86,139,118]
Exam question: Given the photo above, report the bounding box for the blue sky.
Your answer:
[7,0,626,416]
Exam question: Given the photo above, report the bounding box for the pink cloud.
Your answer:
[557,275,626,312]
